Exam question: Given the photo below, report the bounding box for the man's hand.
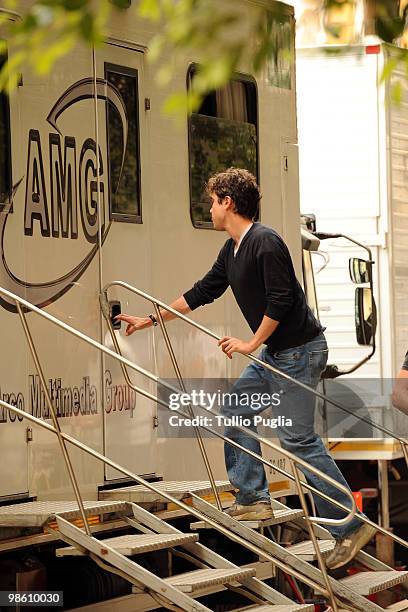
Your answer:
[115,314,151,336]
[218,336,254,359]
[392,370,408,414]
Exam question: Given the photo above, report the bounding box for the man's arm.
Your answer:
[116,243,229,336]
[392,368,408,415]
[183,242,229,310]
[116,296,191,336]
[219,315,279,359]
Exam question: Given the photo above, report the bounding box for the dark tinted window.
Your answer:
[0,52,11,211]
[105,63,141,222]
[188,69,258,228]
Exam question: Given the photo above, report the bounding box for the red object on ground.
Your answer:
[353,491,363,512]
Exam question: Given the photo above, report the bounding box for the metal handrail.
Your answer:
[102,280,408,465]
[0,395,351,608]
[0,283,355,530]
[17,301,91,536]
[100,287,356,530]
[0,283,402,611]
[99,281,408,551]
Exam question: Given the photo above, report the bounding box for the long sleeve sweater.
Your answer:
[183,223,323,352]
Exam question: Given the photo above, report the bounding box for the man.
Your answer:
[392,352,408,414]
[117,168,375,569]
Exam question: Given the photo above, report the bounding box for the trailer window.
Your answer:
[188,68,258,228]
[105,63,141,223]
[0,52,11,212]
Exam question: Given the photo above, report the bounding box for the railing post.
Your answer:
[16,302,91,536]
[292,460,339,612]
[152,303,223,511]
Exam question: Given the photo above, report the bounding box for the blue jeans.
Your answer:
[222,332,363,539]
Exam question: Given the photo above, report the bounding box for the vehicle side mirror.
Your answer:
[349,258,372,284]
[355,287,377,346]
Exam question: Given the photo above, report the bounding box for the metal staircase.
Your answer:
[1,481,408,610]
[1,283,408,610]
[0,497,314,611]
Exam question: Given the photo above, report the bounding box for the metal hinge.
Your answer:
[145,98,151,111]
[26,427,33,442]
[153,415,159,428]
[283,155,288,171]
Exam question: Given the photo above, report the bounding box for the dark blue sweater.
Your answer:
[183,223,323,351]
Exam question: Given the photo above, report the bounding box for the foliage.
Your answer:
[0,0,291,114]
[0,0,408,112]
[321,0,408,103]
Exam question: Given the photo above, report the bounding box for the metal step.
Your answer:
[129,504,311,608]
[0,500,127,527]
[286,539,336,561]
[56,532,199,557]
[99,480,234,503]
[386,601,408,611]
[234,605,314,611]
[191,508,304,531]
[165,567,256,593]
[191,494,385,611]
[339,571,408,595]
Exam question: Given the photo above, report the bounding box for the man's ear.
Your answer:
[224,195,236,212]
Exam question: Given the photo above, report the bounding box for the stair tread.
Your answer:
[340,570,408,595]
[0,500,127,527]
[165,567,255,592]
[286,539,335,560]
[56,532,199,556]
[99,480,234,503]
[386,600,408,611]
[191,508,304,530]
[234,605,314,611]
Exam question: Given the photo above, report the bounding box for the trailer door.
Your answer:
[0,78,29,497]
[96,43,156,481]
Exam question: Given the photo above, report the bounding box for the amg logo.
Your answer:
[24,130,106,244]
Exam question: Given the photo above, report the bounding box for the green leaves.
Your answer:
[10,0,408,121]
[139,0,161,20]
[391,79,403,104]
[110,0,132,9]
[380,56,399,83]
[0,0,294,117]
[0,0,115,91]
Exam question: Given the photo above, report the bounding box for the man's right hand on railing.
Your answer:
[115,296,191,336]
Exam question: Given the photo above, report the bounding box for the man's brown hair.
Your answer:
[206,168,261,220]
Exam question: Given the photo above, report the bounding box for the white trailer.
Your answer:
[0,0,300,503]
[297,43,408,382]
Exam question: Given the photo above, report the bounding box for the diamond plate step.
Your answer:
[56,532,199,557]
[286,539,335,561]
[234,605,314,611]
[340,571,408,595]
[386,601,408,611]
[99,480,234,503]
[165,567,255,593]
[0,500,127,527]
[191,508,304,531]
